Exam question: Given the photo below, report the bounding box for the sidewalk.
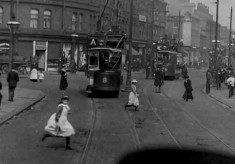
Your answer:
[203,84,235,109]
[0,86,45,126]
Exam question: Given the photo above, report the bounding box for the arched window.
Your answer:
[0,7,3,25]
[30,9,39,28]
[43,10,51,29]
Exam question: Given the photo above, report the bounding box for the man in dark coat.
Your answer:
[145,62,151,79]
[206,67,213,94]
[59,65,68,92]
[154,66,164,93]
[7,68,19,101]
[182,75,193,101]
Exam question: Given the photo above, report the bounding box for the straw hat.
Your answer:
[131,79,138,83]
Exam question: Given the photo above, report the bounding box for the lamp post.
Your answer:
[7,20,20,71]
[124,0,133,91]
[70,33,78,73]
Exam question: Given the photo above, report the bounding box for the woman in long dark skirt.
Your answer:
[59,65,68,93]
[182,75,193,101]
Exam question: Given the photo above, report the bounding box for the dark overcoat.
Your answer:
[154,69,164,87]
[182,79,193,100]
[7,70,19,88]
[59,69,68,90]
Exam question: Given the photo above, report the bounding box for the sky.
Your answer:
[190,0,235,30]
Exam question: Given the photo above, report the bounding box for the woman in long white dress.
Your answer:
[41,95,75,150]
[30,68,38,82]
[125,79,139,111]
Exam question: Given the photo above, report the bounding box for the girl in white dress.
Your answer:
[125,79,139,111]
[41,96,75,150]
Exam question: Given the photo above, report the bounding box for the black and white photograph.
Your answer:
[1,0,235,163]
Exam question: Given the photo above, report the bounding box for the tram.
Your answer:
[156,50,181,79]
[86,33,126,97]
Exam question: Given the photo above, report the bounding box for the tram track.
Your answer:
[160,90,235,154]
[143,81,235,155]
[78,95,141,164]
[78,81,235,164]
[78,98,97,164]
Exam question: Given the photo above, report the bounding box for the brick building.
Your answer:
[0,0,167,71]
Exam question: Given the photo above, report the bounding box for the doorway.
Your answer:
[36,50,45,70]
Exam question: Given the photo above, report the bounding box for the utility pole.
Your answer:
[9,0,14,71]
[150,0,154,78]
[228,7,233,66]
[178,10,181,41]
[214,0,219,69]
[124,0,133,90]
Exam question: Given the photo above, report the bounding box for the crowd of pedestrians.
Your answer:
[206,65,235,98]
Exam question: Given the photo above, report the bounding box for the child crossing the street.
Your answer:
[38,70,44,83]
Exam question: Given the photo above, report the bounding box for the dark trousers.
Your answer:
[229,85,234,98]
[9,87,16,101]
[206,83,210,94]
[146,68,150,79]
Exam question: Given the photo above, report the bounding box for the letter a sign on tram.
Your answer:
[90,38,97,47]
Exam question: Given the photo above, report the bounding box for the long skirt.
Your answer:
[30,68,38,82]
[182,90,193,100]
[127,92,139,106]
[44,113,75,137]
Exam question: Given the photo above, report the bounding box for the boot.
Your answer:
[65,137,72,150]
[41,133,51,142]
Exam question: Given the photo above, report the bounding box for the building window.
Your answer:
[89,15,92,33]
[72,12,77,32]
[30,9,39,28]
[43,10,51,29]
[0,7,3,25]
[78,13,83,32]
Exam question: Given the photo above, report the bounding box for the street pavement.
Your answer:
[204,83,235,110]
[0,68,234,132]
[0,85,45,126]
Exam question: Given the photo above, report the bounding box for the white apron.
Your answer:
[45,104,75,137]
[30,68,38,80]
[127,84,139,106]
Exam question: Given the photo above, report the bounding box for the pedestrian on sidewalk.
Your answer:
[206,67,213,94]
[215,69,221,90]
[145,62,151,79]
[41,95,75,150]
[182,75,193,102]
[227,74,235,98]
[154,66,164,93]
[7,67,19,102]
[59,65,68,94]
[38,70,44,83]
[30,67,38,82]
[125,79,139,111]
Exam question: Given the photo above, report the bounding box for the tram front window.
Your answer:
[89,53,98,69]
[99,51,110,71]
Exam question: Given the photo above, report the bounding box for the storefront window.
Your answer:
[30,9,39,28]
